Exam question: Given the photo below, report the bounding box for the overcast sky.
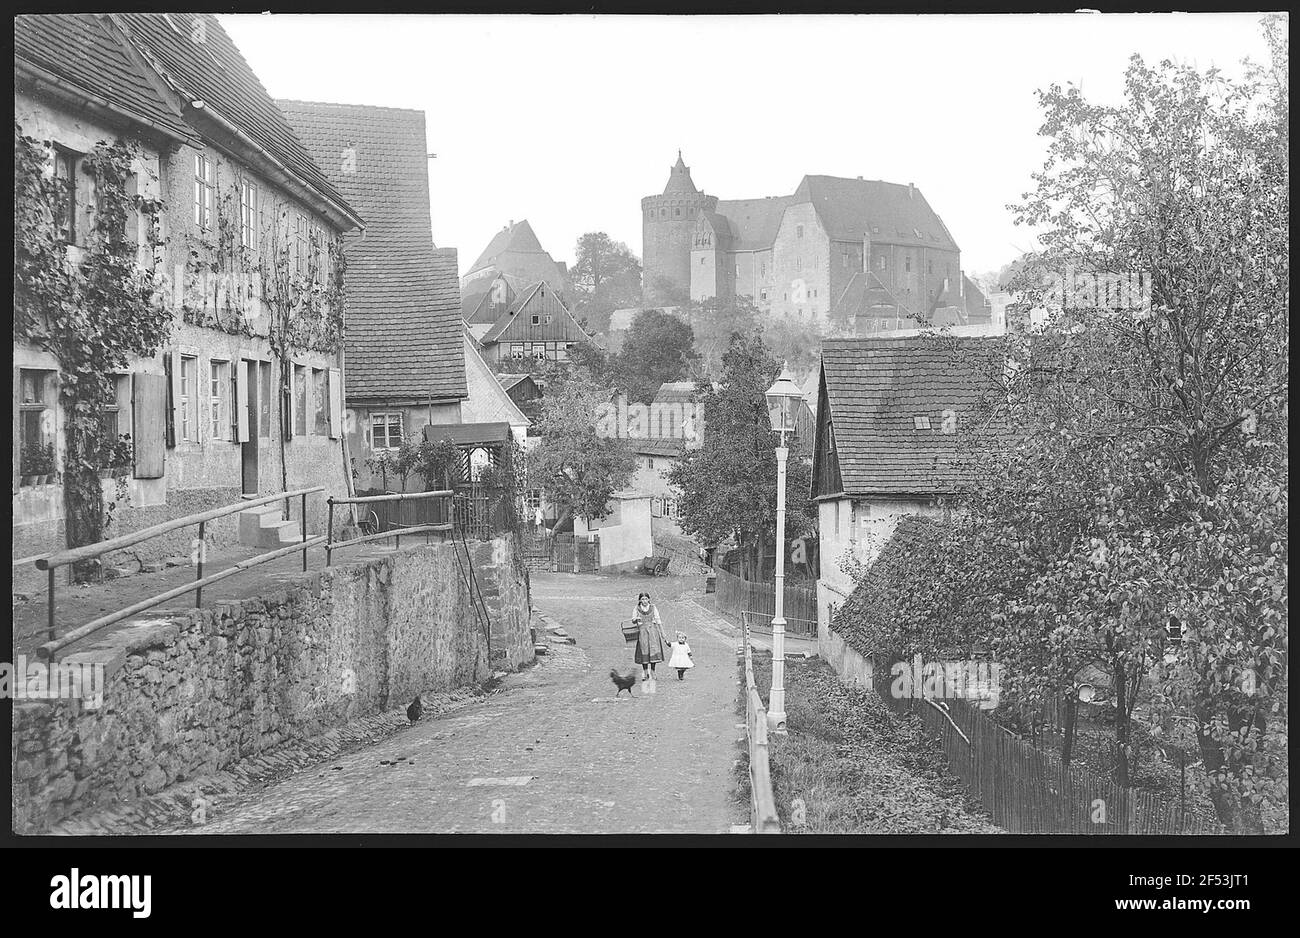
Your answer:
[221,13,1275,278]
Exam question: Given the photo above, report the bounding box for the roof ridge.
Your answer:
[276,98,426,115]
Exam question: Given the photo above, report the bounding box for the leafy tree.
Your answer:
[644,273,690,308]
[683,295,762,379]
[1005,26,1287,830]
[617,308,698,404]
[526,369,636,532]
[669,332,816,581]
[571,232,641,335]
[761,313,824,379]
[834,18,1288,833]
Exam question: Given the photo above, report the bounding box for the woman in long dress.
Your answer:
[632,591,667,694]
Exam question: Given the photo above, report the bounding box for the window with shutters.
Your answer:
[293,364,308,436]
[179,355,198,441]
[209,360,230,440]
[371,412,403,451]
[258,361,272,438]
[313,368,329,435]
[101,374,131,465]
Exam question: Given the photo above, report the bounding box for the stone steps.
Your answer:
[237,504,311,549]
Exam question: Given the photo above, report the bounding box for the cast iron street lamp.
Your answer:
[764,364,803,734]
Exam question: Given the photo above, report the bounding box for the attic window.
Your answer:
[913,416,932,430]
[531,315,540,325]
[914,228,924,239]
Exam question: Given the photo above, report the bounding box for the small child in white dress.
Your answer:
[668,631,694,680]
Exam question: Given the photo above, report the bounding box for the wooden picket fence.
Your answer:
[715,568,817,635]
[870,657,1220,834]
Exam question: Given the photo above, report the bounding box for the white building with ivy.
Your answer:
[14,13,365,590]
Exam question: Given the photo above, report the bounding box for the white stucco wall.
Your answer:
[576,492,653,570]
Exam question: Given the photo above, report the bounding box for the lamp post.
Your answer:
[764,364,803,734]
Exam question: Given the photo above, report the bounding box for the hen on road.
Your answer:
[609,669,638,697]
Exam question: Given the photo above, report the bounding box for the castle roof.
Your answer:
[279,100,466,403]
[793,176,958,251]
[662,150,700,195]
[714,196,795,251]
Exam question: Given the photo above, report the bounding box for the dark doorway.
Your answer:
[242,359,259,495]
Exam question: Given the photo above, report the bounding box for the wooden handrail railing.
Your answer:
[36,486,325,571]
[744,621,782,834]
[29,487,325,657]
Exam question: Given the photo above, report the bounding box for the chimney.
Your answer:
[508,219,514,228]
[857,175,863,180]
[908,183,915,200]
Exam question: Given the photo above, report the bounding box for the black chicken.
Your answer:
[406,695,423,724]
[609,669,639,697]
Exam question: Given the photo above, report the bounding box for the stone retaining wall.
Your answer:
[11,536,532,833]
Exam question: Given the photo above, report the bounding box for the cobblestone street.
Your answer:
[184,573,746,834]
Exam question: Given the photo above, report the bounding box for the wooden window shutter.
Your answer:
[164,351,178,448]
[12,367,21,490]
[281,362,293,443]
[132,372,167,478]
[328,368,342,439]
[235,358,250,443]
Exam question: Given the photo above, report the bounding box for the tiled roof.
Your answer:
[819,337,994,496]
[279,100,467,403]
[632,437,686,458]
[496,373,531,393]
[14,13,197,145]
[652,381,702,406]
[114,14,354,221]
[793,176,958,251]
[698,211,733,245]
[714,197,794,252]
[468,220,546,274]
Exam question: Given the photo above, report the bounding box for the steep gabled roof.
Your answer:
[817,337,993,497]
[793,176,958,252]
[14,13,198,146]
[112,14,357,227]
[468,219,546,274]
[479,281,590,346]
[462,335,530,430]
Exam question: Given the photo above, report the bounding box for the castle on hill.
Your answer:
[641,153,988,329]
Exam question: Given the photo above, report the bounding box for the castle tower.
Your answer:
[641,151,716,305]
